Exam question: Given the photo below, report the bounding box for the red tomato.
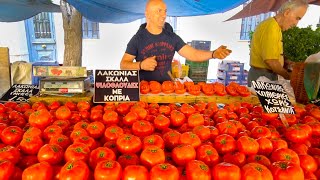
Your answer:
[37,144,64,165]
[122,112,139,126]
[86,121,106,139]
[172,144,196,166]
[170,110,186,127]
[104,125,124,141]
[73,121,89,130]
[43,125,63,141]
[28,109,52,130]
[0,159,14,180]
[241,162,273,180]
[179,132,201,149]
[251,126,271,139]
[60,160,89,180]
[76,101,91,111]
[299,154,318,173]
[102,111,119,126]
[52,119,70,133]
[187,113,204,128]
[162,130,181,150]
[122,165,149,180]
[94,160,122,180]
[47,101,61,111]
[212,162,241,180]
[271,148,300,164]
[132,120,154,138]
[116,134,142,154]
[116,103,131,115]
[196,144,219,167]
[216,121,238,137]
[223,151,246,167]
[140,145,165,169]
[49,134,71,150]
[73,135,98,151]
[186,160,211,180]
[117,154,140,168]
[246,155,271,168]
[142,134,164,149]
[22,162,53,180]
[285,124,312,143]
[88,147,116,170]
[180,104,196,118]
[271,138,288,151]
[19,136,44,155]
[69,128,88,142]
[17,155,38,170]
[153,114,170,131]
[150,163,179,180]
[1,126,23,145]
[64,142,90,162]
[270,161,304,180]
[0,145,20,165]
[55,106,72,120]
[256,137,273,156]
[192,125,211,141]
[214,134,236,154]
[237,136,259,155]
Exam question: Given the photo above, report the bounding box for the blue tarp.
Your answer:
[0,0,61,22]
[0,0,248,23]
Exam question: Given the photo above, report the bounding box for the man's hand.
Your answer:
[141,56,157,71]
[213,45,232,59]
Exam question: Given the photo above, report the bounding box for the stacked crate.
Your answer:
[217,60,247,85]
[185,40,211,83]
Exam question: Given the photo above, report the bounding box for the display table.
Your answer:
[29,91,94,105]
[140,93,260,104]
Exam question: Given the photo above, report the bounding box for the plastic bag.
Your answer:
[304,52,320,101]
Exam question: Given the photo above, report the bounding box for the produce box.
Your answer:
[218,61,244,72]
[33,66,87,77]
[217,70,243,81]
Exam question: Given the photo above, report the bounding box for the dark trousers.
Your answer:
[247,66,278,87]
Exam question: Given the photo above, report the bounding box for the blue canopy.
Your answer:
[0,0,61,22]
[0,0,248,23]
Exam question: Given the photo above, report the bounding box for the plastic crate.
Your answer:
[32,61,59,85]
[218,62,244,72]
[185,60,209,82]
[217,70,243,81]
[191,40,211,50]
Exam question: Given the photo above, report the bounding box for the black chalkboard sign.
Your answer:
[94,70,139,103]
[251,81,295,114]
[0,84,39,102]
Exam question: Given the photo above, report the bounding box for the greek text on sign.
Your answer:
[0,84,39,102]
[94,70,140,103]
[251,81,295,114]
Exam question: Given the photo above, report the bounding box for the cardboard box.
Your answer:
[0,47,11,96]
[33,66,87,77]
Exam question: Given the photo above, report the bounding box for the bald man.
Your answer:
[248,0,308,86]
[120,0,231,82]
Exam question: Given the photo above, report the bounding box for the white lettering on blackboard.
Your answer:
[255,90,289,100]
[112,89,122,94]
[252,81,285,93]
[97,70,138,76]
[105,77,128,82]
[264,105,295,114]
[104,95,130,101]
[95,82,139,88]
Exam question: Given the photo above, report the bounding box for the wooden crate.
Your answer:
[0,47,11,96]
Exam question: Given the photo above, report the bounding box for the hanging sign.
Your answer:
[94,70,139,103]
[251,81,295,114]
[0,84,39,102]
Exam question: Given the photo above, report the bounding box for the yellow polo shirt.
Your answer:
[250,17,284,69]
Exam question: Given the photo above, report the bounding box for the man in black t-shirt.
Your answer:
[120,0,232,82]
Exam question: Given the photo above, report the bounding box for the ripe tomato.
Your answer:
[142,134,164,149]
[270,161,304,180]
[251,126,271,139]
[0,145,20,165]
[60,160,89,180]
[162,130,181,150]
[0,159,14,180]
[237,136,259,155]
[170,110,186,127]
[104,125,124,141]
[73,121,89,130]
[271,138,288,151]
[223,151,246,167]
[130,106,148,120]
[73,135,98,151]
[180,104,196,117]
[76,101,91,111]
[94,160,122,180]
[140,82,150,94]
[55,106,72,120]
[64,142,90,162]
[52,119,70,133]
[216,121,238,137]
[22,162,53,180]
[37,144,64,165]
[47,101,60,111]
[43,125,63,141]
[17,155,38,170]
[117,154,140,168]
[246,155,271,168]
[102,111,119,126]
[28,109,52,130]
[122,112,139,126]
[19,136,44,155]
[192,125,211,141]
[285,124,312,143]
[1,126,23,145]
[187,113,204,128]
[214,134,236,154]
[271,148,300,164]
[86,121,105,139]
[186,160,211,180]
[140,145,165,169]
[89,147,116,169]
[49,134,71,150]
[298,154,318,173]
[256,137,273,156]
[116,134,142,154]
[122,165,149,180]
[132,120,154,137]
[179,132,201,148]
[69,128,88,142]
[150,163,179,180]
[241,162,273,180]
[196,144,219,167]
[172,144,196,166]
[153,115,170,131]
[212,162,241,180]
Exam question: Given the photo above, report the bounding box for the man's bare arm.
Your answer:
[265,59,290,79]
[178,45,231,62]
[120,53,158,71]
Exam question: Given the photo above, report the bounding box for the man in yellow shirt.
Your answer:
[248,0,308,86]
